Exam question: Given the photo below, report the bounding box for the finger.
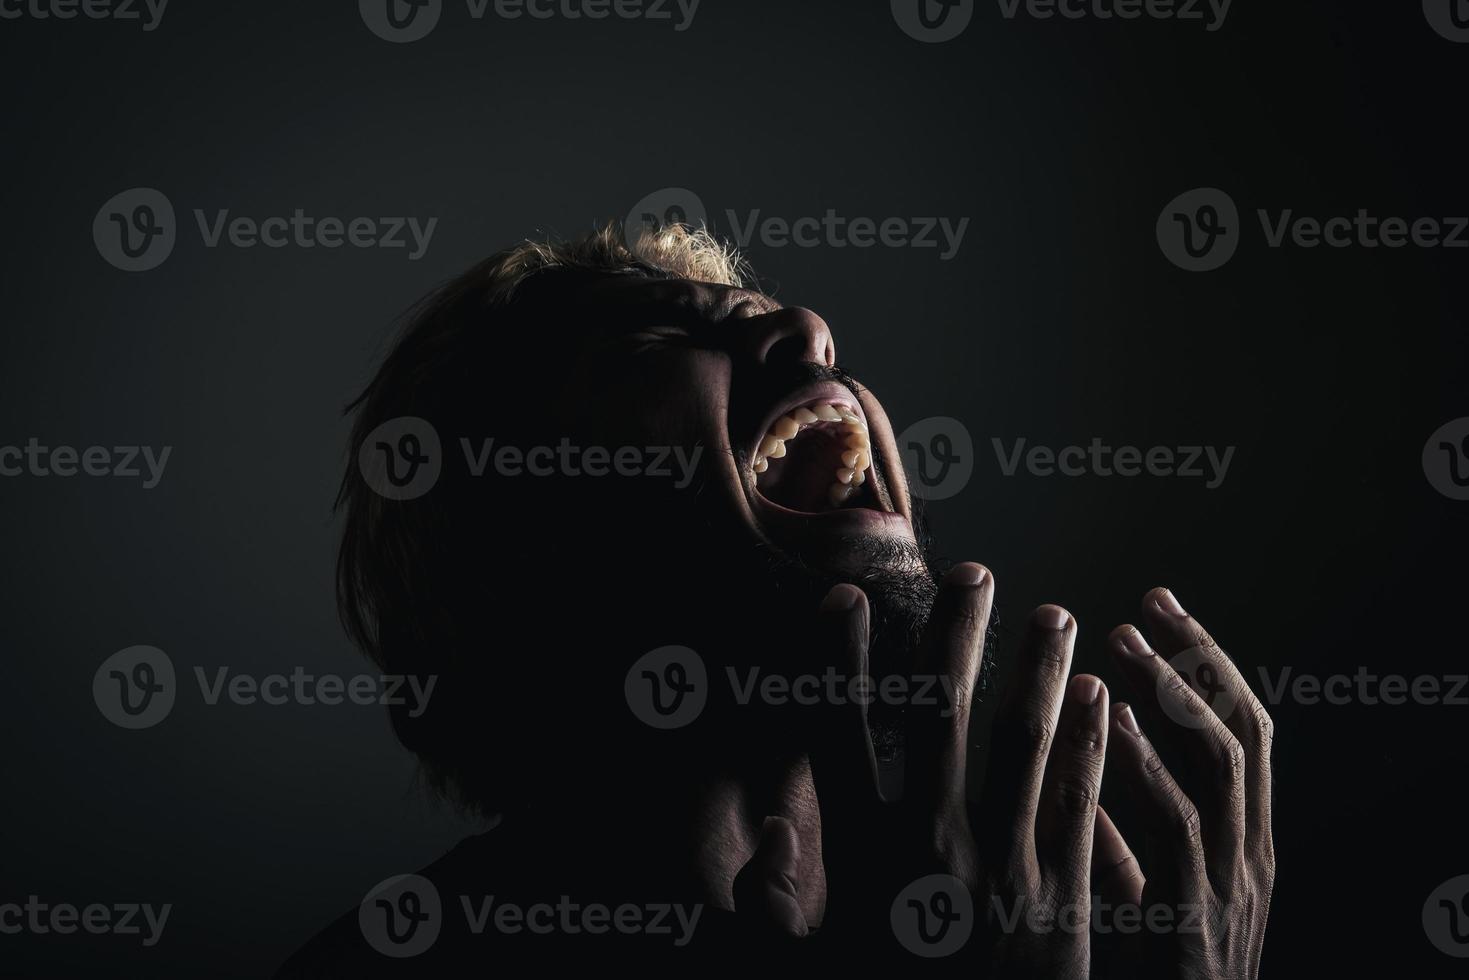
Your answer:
[908,562,993,818]
[978,605,1076,879]
[1141,588,1274,851]
[732,816,810,938]
[1092,805,1145,909]
[805,585,884,917]
[1108,624,1245,888]
[1105,701,1209,907]
[1035,675,1109,891]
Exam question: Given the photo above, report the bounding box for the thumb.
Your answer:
[731,816,809,938]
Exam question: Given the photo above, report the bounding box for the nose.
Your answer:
[734,307,836,368]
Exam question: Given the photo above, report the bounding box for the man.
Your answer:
[281,223,1274,974]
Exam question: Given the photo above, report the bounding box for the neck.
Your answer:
[513,744,826,925]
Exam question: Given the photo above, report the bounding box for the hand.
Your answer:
[803,564,1118,974]
[1101,589,1275,980]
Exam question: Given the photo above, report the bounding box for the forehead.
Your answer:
[570,274,781,325]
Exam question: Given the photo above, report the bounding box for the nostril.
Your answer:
[748,307,835,367]
[764,333,815,365]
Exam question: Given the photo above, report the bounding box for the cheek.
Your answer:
[566,351,731,451]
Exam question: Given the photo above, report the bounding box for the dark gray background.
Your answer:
[2,0,1465,974]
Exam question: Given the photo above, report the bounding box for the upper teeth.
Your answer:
[752,402,872,507]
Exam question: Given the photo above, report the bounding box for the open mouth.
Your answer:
[749,395,887,516]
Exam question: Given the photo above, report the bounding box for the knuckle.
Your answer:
[1168,797,1203,842]
[1141,747,1170,782]
[1029,640,1069,678]
[1216,735,1247,785]
[1246,701,1275,748]
[1005,712,1055,759]
[1055,778,1101,817]
[1063,723,1105,754]
[1161,669,1194,701]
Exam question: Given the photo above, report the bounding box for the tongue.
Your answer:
[759,426,849,513]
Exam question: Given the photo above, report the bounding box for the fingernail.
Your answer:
[946,563,988,587]
[1034,605,1070,630]
[1155,589,1187,618]
[821,585,860,612]
[1117,628,1153,658]
[1115,703,1141,735]
[1072,675,1103,705]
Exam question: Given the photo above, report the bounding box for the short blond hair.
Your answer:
[484,220,753,305]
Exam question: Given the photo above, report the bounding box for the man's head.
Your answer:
[336,223,940,815]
